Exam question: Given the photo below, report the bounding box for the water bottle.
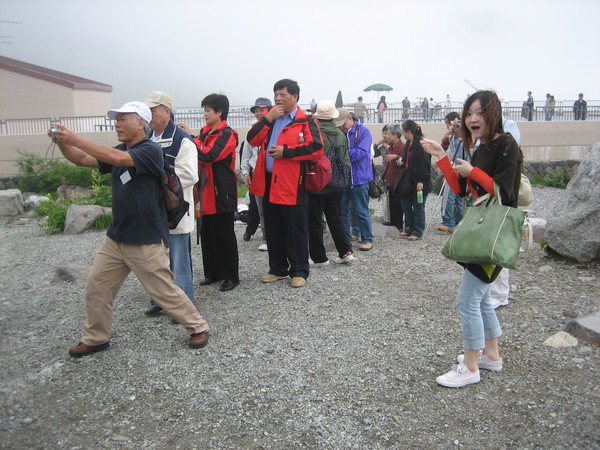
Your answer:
[417,190,423,204]
[298,132,305,144]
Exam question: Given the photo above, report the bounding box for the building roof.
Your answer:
[0,55,112,93]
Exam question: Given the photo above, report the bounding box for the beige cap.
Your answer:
[333,108,350,127]
[144,91,173,109]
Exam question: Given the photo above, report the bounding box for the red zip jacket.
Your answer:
[247,107,323,205]
[194,121,239,216]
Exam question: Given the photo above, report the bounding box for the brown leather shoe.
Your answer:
[189,331,209,348]
[68,341,110,357]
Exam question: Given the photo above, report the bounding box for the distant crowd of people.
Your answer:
[340,91,590,124]
[522,91,588,121]
[46,81,556,388]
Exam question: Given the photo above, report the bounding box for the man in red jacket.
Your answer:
[247,79,323,288]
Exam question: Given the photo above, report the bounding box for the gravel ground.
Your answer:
[1,187,599,449]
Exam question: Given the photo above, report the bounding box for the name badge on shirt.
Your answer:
[120,170,132,185]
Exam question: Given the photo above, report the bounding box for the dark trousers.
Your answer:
[308,191,352,263]
[245,168,260,236]
[200,212,239,282]
[245,192,260,235]
[389,187,404,230]
[263,173,309,279]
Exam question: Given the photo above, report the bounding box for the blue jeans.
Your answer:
[400,191,427,237]
[442,191,464,229]
[341,183,373,243]
[456,269,502,350]
[167,233,195,302]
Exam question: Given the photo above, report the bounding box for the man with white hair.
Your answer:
[143,91,198,315]
[49,101,210,356]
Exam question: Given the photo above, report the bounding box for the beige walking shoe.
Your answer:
[260,274,288,283]
[290,277,306,288]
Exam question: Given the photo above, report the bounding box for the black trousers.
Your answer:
[308,191,352,262]
[263,173,309,279]
[389,187,404,230]
[245,168,260,236]
[200,212,239,282]
[245,191,260,236]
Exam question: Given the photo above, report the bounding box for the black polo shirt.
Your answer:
[98,138,169,245]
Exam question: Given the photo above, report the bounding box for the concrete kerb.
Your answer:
[566,310,600,346]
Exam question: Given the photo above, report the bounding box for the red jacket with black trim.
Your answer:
[247,107,323,205]
[194,121,239,216]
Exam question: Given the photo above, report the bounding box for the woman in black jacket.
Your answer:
[397,120,431,240]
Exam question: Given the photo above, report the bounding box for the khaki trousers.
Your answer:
[82,237,208,345]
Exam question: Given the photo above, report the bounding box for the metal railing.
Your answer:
[1,102,598,135]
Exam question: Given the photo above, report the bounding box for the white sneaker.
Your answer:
[333,251,355,264]
[490,297,509,309]
[258,243,268,251]
[310,259,330,267]
[436,363,480,388]
[457,354,503,372]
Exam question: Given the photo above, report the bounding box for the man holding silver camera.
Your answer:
[438,112,468,233]
[49,101,209,356]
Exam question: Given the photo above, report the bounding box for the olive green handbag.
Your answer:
[441,183,526,269]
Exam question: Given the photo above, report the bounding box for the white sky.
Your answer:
[2,0,599,108]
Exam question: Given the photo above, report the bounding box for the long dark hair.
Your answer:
[461,90,503,148]
[401,120,424,142]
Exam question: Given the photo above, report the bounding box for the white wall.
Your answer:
[0,122,599,177]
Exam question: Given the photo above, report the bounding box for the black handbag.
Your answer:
[368,162,385,199]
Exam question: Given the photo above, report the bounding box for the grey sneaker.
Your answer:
[457,353,503,372]
[310,259,330,267]
[436,363,480,388]
[333,251,355,264]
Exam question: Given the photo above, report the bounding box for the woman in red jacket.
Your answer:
[190,94,240,292]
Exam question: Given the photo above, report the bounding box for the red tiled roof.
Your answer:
[0,55,112,93]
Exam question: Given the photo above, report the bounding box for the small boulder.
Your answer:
[0,189,24,217]
[23,194,50,211]
[543,331,578,348]
[64,204,106,235]
[54,264,90,285]
[56,185,94,201]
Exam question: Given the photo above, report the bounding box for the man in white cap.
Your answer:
[49,101,210,356]
[142,91,198,316]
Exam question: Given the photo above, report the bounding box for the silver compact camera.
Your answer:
[50,124,60,137]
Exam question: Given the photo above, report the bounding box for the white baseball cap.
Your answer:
[107,101,152,123]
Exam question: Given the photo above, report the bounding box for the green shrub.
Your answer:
[35,199,70,234]
[76,171,112,207]
[16,150,110,193]
[91,213,113,230]
[530,168,568,189]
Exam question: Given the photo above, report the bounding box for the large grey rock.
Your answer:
[0,189,24,217]
[545,144,600,262]
[63,204,107,235]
